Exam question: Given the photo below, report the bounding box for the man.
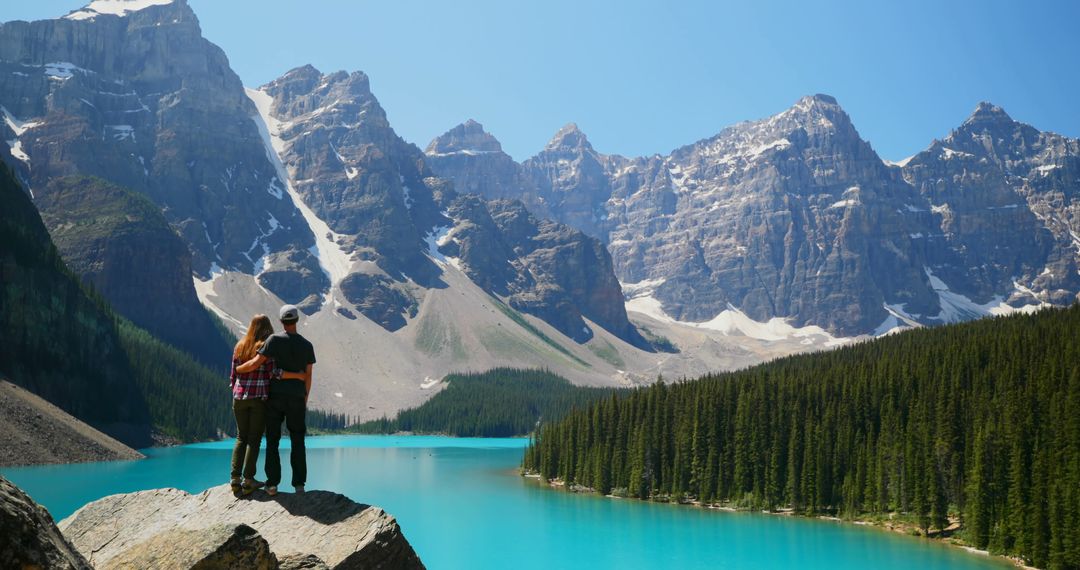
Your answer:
[236,304,315,495]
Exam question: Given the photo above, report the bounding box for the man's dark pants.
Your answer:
[264,394,306,488]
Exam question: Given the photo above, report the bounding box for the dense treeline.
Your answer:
[524,306,1080,569]
[119,319,231,441]
[355,368,624,437]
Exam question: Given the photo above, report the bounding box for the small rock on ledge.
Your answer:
[58,485,425,569]
[102,523,276,570]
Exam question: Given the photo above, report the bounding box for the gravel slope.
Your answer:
[0,380,144,466]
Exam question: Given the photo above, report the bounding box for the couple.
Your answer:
[228,304,316,496]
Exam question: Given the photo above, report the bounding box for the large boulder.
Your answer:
[59,485,425,570]
[0,475,91,570]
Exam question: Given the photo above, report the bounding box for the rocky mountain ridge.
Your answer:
[1,0,662,421]
[427,95,1080,335]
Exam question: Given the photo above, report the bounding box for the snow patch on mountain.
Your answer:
[626,293,848,346]
[330,142,358,180]
[2,106,41,170]
[6,139,29,164]
[426,149,499,158]
[873,303,923,336]
[192,263,243,328]
[106,124,135,142]
[65,0,174,20]
[925,267,1046,322]
[884,155,915,167]
[620,278,666,300]
[2,107,42,137]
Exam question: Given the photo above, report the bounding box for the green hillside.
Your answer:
[37,175,235,369]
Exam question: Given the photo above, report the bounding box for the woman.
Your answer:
[229,314,276,495]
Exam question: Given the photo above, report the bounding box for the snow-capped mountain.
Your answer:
[428,95,1080,336]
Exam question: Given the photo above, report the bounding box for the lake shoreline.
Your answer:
[524,472,1035,570]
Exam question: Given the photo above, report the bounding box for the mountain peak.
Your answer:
[761,93,855,136]
[964,101,1014,126]
[545,123,591,152]
[801,93,839,105]
[64,0,183,21]
[426,120,503,155]
[787,93,846,117]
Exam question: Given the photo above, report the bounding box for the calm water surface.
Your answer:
[1,435,1011,569]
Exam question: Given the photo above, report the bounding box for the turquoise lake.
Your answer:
[1,435,1012,569]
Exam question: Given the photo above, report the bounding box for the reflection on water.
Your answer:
[1,435,1011,570]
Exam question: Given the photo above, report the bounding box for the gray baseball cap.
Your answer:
[279,304,300,322]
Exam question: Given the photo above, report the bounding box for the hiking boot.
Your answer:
[242,479,265,495]
[294,485,305,494]
[266,485,278,496]
[230,477,242,489]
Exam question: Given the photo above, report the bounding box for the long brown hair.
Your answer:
[234,314,275,362]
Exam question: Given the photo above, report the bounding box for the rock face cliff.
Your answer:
[59,484,425,570]
[0,0,322,322]
[0,476,91,570]
[36,175,232,366]
[428,96,1080,336]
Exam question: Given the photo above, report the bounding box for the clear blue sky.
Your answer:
[8,1,1080,161]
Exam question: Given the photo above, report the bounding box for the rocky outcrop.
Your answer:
[425,120,543,207]
[59,484,425,570]
[339,272,418,331]
[428,121,619,241]
[444,196,648,346]
[0,475,91,570]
